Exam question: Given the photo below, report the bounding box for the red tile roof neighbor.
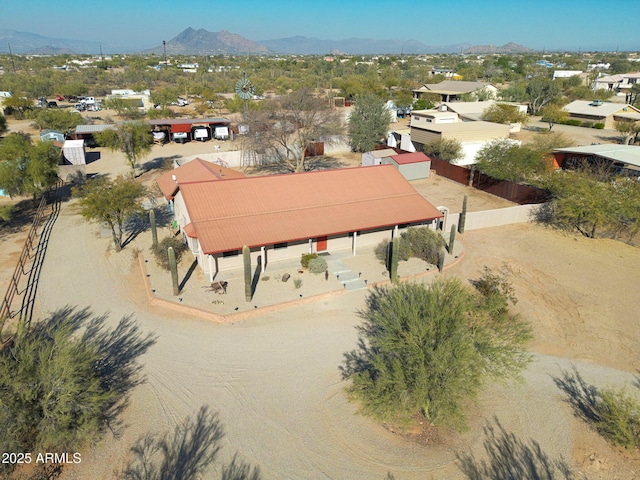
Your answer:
[391,152,431,164]
[178,165,443,255]
[156,158,244,200]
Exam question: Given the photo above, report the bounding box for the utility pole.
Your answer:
[163,40,167,64]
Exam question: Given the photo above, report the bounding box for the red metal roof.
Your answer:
[391,152,432,165]
[156,158,244,200]
[177,165,443,255]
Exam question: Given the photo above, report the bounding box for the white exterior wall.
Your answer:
[441,204,541,232]
[452,139,521,166]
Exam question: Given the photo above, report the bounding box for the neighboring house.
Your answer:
[69,124,115,146]
[553,70,583,80]
[593,72,640,95]
[413,81,498,102]
[553,144,640,177]
[170,166,443,280]
[409,111,511,166]
[40,129,66,144]
[562,100,640,129]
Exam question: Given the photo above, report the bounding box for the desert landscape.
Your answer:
[1,112,639,479]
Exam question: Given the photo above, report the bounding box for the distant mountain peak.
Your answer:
[462,42,536,54]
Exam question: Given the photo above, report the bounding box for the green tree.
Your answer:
[543,171,640,239]
[423,137,463,162]
[0,133,60,198]
[0,113,6,136]
[102,96,143,119]
[347,93,392,153]
[615,120,640,145]
[526,77,561,115]
[475,139,549,183]
[31,108,84,132]
[73,175,147,250]
[342,275,532,431]
[481,103,528,125]
[2,95,33,119]
[540,104,569,132]
[150,87,179,110]
[95,121,153,176]
[0,308,155,477]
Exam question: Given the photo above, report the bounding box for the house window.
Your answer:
[222,250,239,257]
[274,242,288,249]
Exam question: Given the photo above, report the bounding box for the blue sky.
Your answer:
[1,0,637,51]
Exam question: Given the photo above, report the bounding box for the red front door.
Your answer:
[316,236,328,252]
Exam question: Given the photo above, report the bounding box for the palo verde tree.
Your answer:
[347,93,392,153]
[245,89,343,172]
[30,107,84,132]
[0,307,155,478]
[0,132,60,199]
[474,138,550,184]
[73,175,147,251]
[342,272,532,431]
[481,103,528,125]
[526,77,562,115]
[422,137,463,163]
[539,104,569,132]
[95,121,153,176]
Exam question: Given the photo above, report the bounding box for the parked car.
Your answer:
[47,101,58,108]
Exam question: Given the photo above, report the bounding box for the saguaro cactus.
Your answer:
[390,236,399,283]
[437,248,445,273]
[150,209,158,248]
[243,245,251,302]
[458,195,468,234]
[449,224,457,254]
[168,246,180,295]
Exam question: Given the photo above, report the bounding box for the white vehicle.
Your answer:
[192,127,210,142]
[172,132,190,143]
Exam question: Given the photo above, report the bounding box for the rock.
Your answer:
[282,273,290,282]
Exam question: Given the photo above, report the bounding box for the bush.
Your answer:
[300,253,318,269]
[564,119,582,126]
[400,227,446,265]
[152,235,187,270]
[581,121,593,128]
[0,204,13,223]
[595,388,640,449]
[308,256,328,274]
[593,123,605,129]
[0,308,155,476]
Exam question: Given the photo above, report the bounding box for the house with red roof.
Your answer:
[166,165,443,280]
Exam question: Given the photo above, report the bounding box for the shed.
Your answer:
[361,148,397,166]
[385,152,432,180]
[62,140,86,165]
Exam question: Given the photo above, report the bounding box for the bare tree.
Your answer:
[245,90,343,172]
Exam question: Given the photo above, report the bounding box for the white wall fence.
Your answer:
[443,204,542,233]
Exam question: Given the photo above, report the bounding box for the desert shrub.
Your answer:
[400,227,446,265]
[308,256,328,274]
[581,121,593,128]
[0,204,13,223]
[593,123,605,129]
[595,388,640,449]
[300,253,318,269]
[566,119,582,126]
[374,238,411,266]
[152,235,187,270]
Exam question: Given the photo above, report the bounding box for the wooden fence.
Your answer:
[429,158,549,205]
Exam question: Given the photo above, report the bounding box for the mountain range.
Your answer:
[0,27,537,56]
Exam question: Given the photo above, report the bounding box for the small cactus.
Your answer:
[243,245,251,302]
[449,224,456,254]
[150,209,158,248]
[437,248,445,273]
[459,195,467,234]
[390,235,399,283]
[168,246,180,295]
